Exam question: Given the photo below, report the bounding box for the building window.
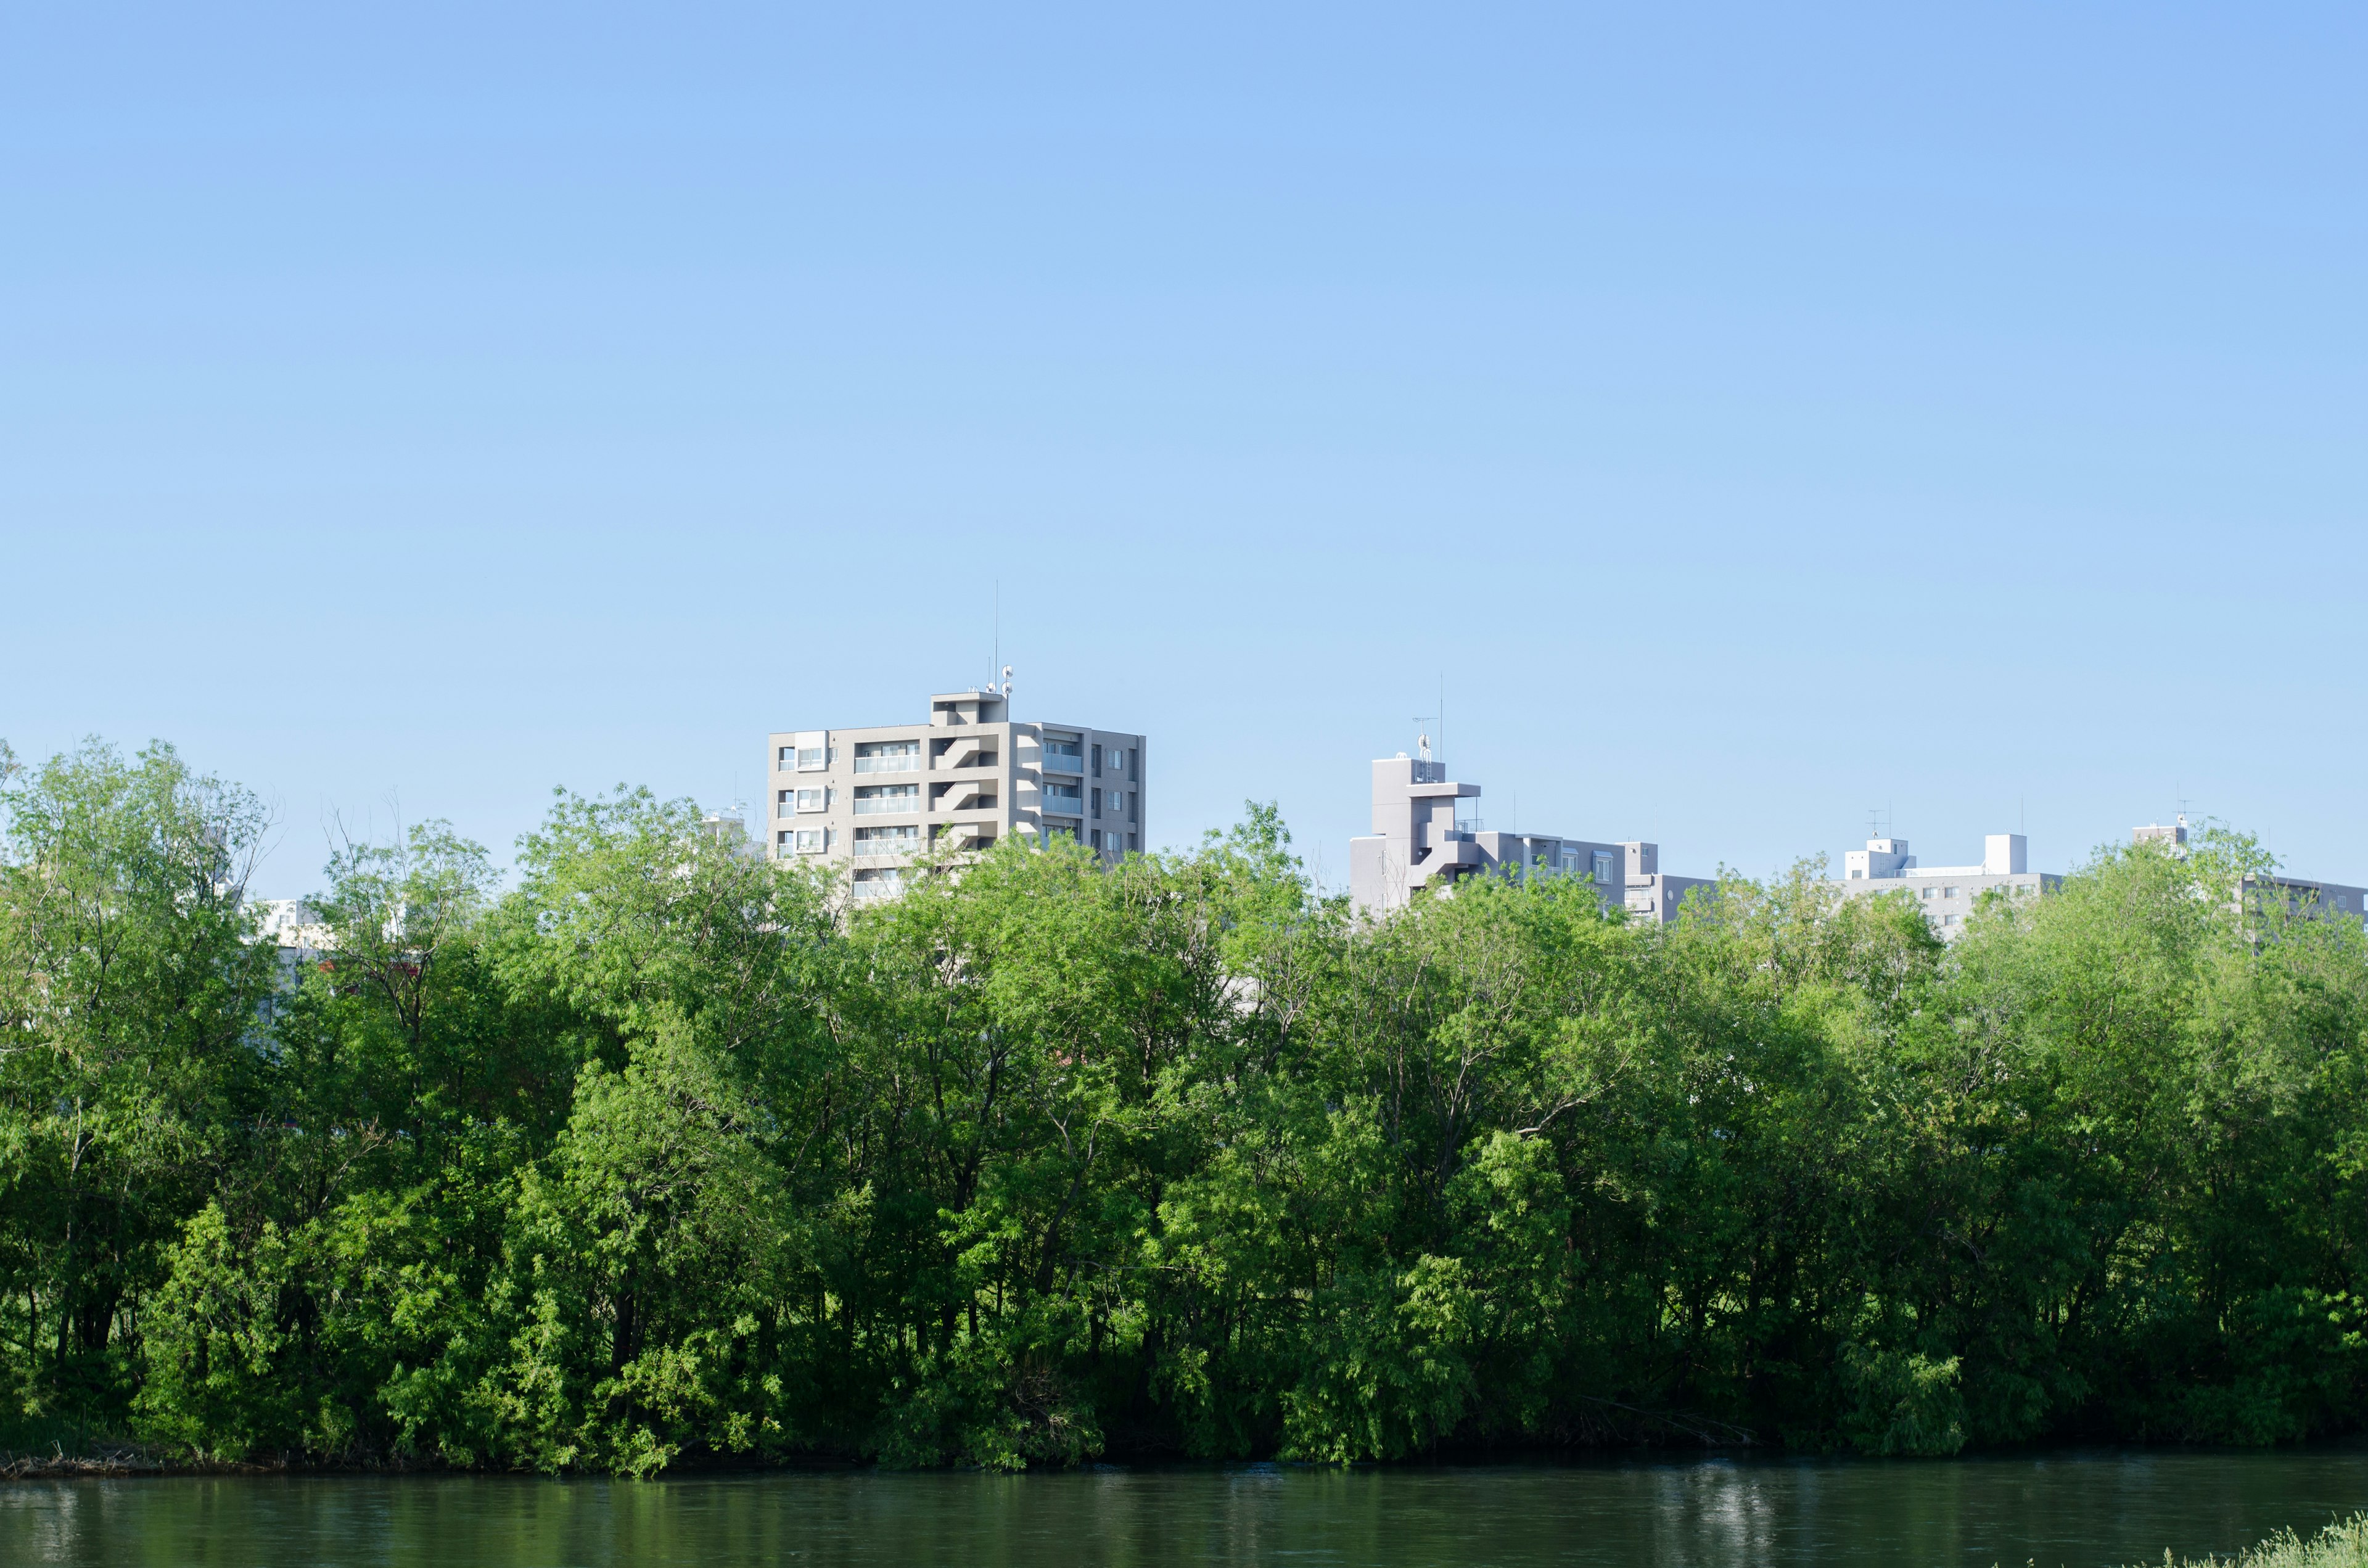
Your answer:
[796,788,827,813]
[1128,791,1138,823]
[1090,829,1104,850]
[1945,913,1961,926]
[776,829,794,853]
[1090,787,1103,816]
[1128,748,1138,781]
[1128,832,1139,851]
[777,789,795,818]
[1921,887,1934,900]
[1944,886,1960,899]
[796,829,825,853]
[797,747,826,771]
[778,746,795,766]
[1091,744,1103,776]
[1592,850,1614,885]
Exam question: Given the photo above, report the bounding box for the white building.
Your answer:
[1832,832,2057,938]
[1348,748,1711,923]
[767,679,1146,899]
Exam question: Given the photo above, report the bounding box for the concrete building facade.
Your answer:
[1348,751,1711,923]
[1832,832,2059,937]
[767,683,1146,898]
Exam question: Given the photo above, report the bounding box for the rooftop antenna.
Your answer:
[1865,807,1881,842]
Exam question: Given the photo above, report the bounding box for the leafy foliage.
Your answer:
[6,745,2368,1471]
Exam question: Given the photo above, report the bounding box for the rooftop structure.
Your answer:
[1832,831,2058,938]
[767,679,1145,899]
[1347,745,1710,923]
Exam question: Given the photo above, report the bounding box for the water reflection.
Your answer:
[6,1449,2368,1567]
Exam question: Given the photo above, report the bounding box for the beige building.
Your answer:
[1348,750,1711,922]
[2136,816,2368,926]
[767,681,1146,899]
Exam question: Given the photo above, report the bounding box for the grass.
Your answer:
[2126,1514,2368,1567]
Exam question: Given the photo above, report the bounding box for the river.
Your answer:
[7,1449,2368,1566]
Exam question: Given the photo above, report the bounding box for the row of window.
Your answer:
[792,827,1127,863]
[781,738,1134,779]
[1918,884,2036,901]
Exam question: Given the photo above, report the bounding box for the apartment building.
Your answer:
[2135,816,2368,925]
[1832,832,2059,937]
[767,683,1146,898]
[1348,750,1711,922]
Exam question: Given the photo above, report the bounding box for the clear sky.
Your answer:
[4,4,2364,899]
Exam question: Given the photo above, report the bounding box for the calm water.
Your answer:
[7,1451,2368,1567]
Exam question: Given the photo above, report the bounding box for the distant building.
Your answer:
[2134,816,2368,926]
[1347,748,1710,922]
[767,681,1146,899]
[1832,832,2059,938]
[256,898,333,959]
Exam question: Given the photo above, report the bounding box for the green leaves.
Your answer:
[10,744,2368,1470]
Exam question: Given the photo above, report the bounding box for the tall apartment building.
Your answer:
[1348,751,1711,922]
[1832,832,2059,938]
[767,684,1146,898]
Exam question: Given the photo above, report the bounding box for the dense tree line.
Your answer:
[4,739,2366,1472]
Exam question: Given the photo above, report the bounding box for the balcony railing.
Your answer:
[1038,790,1084,817]
[853,794,921,815]
[853,754,921,774]
[849,877,903,898]
[1041,750,1085,774]
[853,835,919,857]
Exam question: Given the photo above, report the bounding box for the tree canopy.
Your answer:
[6,741,2366,1472]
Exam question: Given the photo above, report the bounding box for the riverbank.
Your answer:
[2149,1513,2368,1567]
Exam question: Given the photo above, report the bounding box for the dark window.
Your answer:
[1128,792,1138,823]
[1128,748,1138,781]
[1090,829,1104,850]
[1090,744,1103,776]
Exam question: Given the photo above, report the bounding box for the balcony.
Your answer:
[853,835,919,858]
[853,754,921,774]
[849,877,904,899]
[1038,789,1085,818]
[853,792,921,816]
[1041,749,1085,774]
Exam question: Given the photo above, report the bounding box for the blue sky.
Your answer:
[4,4,2364,898]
